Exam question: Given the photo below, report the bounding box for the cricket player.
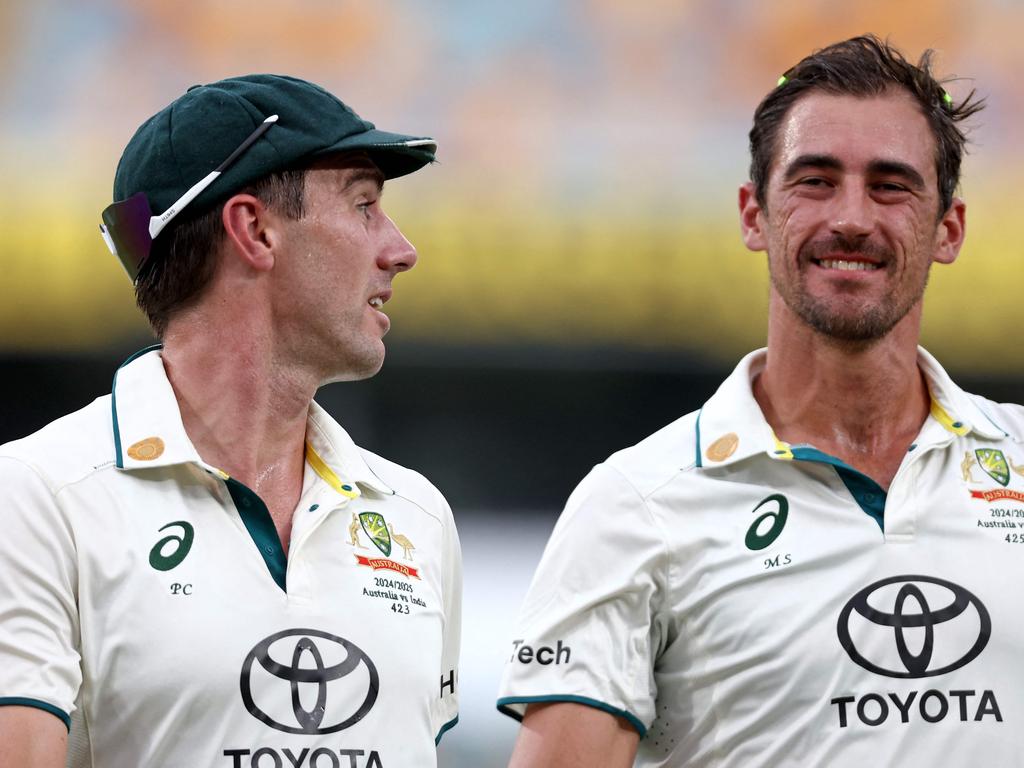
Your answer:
[498,35,1024,766]
[0,74,461,767]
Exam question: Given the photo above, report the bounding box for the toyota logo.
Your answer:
[837,575,990,678]
[240,629,379,734]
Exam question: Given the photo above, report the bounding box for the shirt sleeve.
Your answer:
[496,462,668,735]
[431,491,462,744]
[0,456,81,728]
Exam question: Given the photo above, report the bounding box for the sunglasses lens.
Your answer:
[101,192,154,280]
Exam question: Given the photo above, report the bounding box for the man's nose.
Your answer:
[828,184,873,240]
[378,213,418,273]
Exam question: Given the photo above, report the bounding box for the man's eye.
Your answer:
[798,177,829,187]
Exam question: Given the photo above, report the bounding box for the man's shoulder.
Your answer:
[602,408,701,500]
[0,395,115,490]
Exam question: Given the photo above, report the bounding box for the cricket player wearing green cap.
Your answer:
[0,74,461,767]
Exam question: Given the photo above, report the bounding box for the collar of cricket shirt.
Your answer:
[111,346,394,497]
[694,346,1007,471]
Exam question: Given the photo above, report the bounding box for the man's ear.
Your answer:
[221,193,277,272]
[933,197,966,266]
[738,182,768,252]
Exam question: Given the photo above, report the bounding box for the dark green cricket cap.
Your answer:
[112,73,436,216]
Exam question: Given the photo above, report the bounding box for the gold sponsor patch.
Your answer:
[706,433,739,462]
[127,436,165,461]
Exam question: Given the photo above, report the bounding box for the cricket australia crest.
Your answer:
[359,511,392,556]
[976,449,1010,487]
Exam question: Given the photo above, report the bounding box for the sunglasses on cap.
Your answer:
[99,114,278,282]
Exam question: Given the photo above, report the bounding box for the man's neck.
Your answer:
[754,312,930,490]
[160,315,319,551]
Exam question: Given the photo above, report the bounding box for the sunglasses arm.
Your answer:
[148,169,220,240]
[148,114,279,240]
[99,224,119,257]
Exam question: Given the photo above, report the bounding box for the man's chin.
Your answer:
[324,347,386,384]
[803,309,898,345]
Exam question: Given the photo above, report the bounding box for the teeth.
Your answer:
[369,297,383,308]
[819,260,880,271]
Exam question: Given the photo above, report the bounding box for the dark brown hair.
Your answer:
[749,35,985,214]
[134,168,307,338]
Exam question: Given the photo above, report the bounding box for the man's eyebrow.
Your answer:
[341,168,385,195]
[782,154,843,181]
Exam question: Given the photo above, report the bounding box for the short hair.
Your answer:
[748,34,985,214]
[134,168,307,338]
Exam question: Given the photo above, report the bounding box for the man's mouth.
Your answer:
[815,259,882,272]
[368,290,391,310]
[804,237,891,274]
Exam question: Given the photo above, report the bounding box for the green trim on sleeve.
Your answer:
[226,478,288,592]
[434,714,458,745]
[0,697,71,731]
[496,695,646,737]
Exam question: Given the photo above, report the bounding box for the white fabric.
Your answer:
[0,348,461,767]
[498,347,1024,767]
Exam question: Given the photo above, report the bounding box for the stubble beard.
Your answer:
[772,236,930,347]
[306,313,387,385]
[328,336,386,383]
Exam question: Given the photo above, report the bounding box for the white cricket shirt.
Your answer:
[498,347,1024,766]
[0,347,461,768]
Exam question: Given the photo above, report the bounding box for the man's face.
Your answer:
[273,152,417,382]
[739,90,964,344]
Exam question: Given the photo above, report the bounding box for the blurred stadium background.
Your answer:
[2,1,1022,765]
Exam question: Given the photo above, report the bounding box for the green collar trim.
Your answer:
[694,408,704,468]
[111,344,164,469]
[789,446,886,530]
[226,478,287,592]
